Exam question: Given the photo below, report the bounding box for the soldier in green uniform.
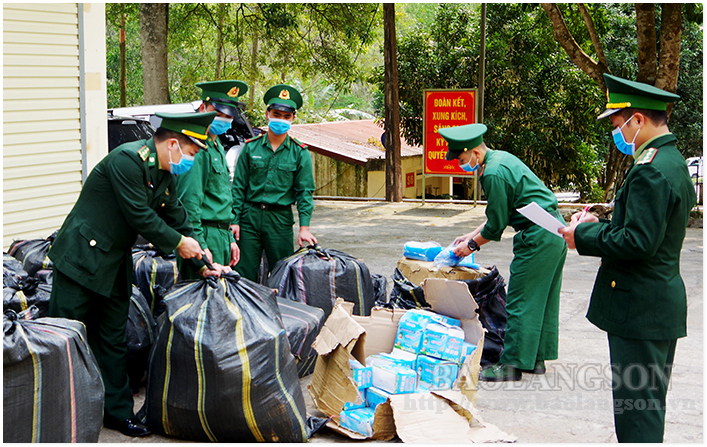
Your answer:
[560,74,695,443]
[175,80,249,279]
[440,123,568,381]
[231,84,317,282]
[48,112,230,437]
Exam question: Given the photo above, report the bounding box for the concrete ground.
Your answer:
[100,200,703,443]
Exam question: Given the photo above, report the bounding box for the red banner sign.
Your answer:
[406,172,415,188]
[423,89,477,175]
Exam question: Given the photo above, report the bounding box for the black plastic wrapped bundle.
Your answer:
[3,279,52,318]
[3,310,104,443]
[126,286,156,392]
[132,246,179,314]
[277,297,325,377]
[268,246,375,318]
[7,231,57,277]
[146,273,307,442]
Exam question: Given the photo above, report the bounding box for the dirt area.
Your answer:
[100,200,703,443]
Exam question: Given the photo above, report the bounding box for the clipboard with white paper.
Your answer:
[516,202,566,237]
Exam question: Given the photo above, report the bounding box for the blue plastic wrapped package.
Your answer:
[433,244,462,267]
[433,244,480,269]
[403,241,443,261]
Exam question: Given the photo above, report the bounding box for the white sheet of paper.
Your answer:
[516,202,566,237]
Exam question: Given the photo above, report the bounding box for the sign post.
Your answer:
[422,89,478,204]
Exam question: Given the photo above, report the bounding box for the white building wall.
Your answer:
[3,3,107,249]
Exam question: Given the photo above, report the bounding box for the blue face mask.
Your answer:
[459,154,479,173]
[169,141,195,175]
[268,117,292,135]
[612,115,641,156]
[209,116,233,135]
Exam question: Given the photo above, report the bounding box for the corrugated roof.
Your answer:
[287,120,422,166]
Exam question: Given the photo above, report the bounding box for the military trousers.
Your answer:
[49,265,134,421]
[500,221,567,370]
[608,334,677,443]
[236,202,295,282]
[179,224,233,280]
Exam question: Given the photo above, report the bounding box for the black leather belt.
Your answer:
[249,202,291,211]
[201,220,231,230]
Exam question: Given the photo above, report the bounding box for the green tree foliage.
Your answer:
[105,3,143,107]
[371,3,702,200]
[105,3,382,123]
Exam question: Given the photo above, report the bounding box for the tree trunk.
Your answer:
[215,4,226,80]
[540,3,608,92]
[635,3,657,84]
[139,3,170,105]
[656,3,682,118]
[249,31,259,106]
[119,4,127,107]
[383,4,402,202]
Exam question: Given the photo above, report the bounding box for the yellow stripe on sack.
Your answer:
[223,288,265,442]
[353,263,364,316]
[17,324,42,442]
[17,290,28,311]
[162,303,193,434]
[150,259,158,313]
[241,283,307,440]
[195,297,217,442]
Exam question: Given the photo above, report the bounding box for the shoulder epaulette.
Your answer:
[636,148,658,165]
[291,137,308,150]
[137,145,150,162]
[245,133,265,144]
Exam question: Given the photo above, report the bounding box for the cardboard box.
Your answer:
[397,257,489,286]
[309,292,514,442]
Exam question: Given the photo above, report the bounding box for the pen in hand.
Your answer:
[579,205,591,222]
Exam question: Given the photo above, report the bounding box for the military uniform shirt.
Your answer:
[574,133,696,340]
[48,138,198,297]
[175,135,235,248]
[479,148,560,241]
[232,134,315,226]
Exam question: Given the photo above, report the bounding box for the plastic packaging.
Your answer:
[403,241,443,261]
[433,244,479,268]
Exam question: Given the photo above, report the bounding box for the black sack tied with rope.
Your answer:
[132,246,179,316]
[145,272,307,442]
[277,297,325,378]
[3,310,104,443]
[126,286,156,392]
[268,245,375,318]
[7,231,57,277]
[460,266,507,366]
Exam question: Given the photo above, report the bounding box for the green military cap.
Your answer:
[156,111,217,149]
[263,84,303,113]
[196,80,249,118]
[598,73,681,120]
[440,123,488,161]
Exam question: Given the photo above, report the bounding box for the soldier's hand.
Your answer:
[298,226,317,247]
[230,242,240,266]
[204,248,213,263]
[231,224,240,241]
[178,237,203,259]
[200,262,232,278]
[558,225,577,249]
[452,241,471,257]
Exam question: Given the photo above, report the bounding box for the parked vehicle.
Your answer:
[108,102,258,180]
[686,156,702,181]
[107,113,155,152]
